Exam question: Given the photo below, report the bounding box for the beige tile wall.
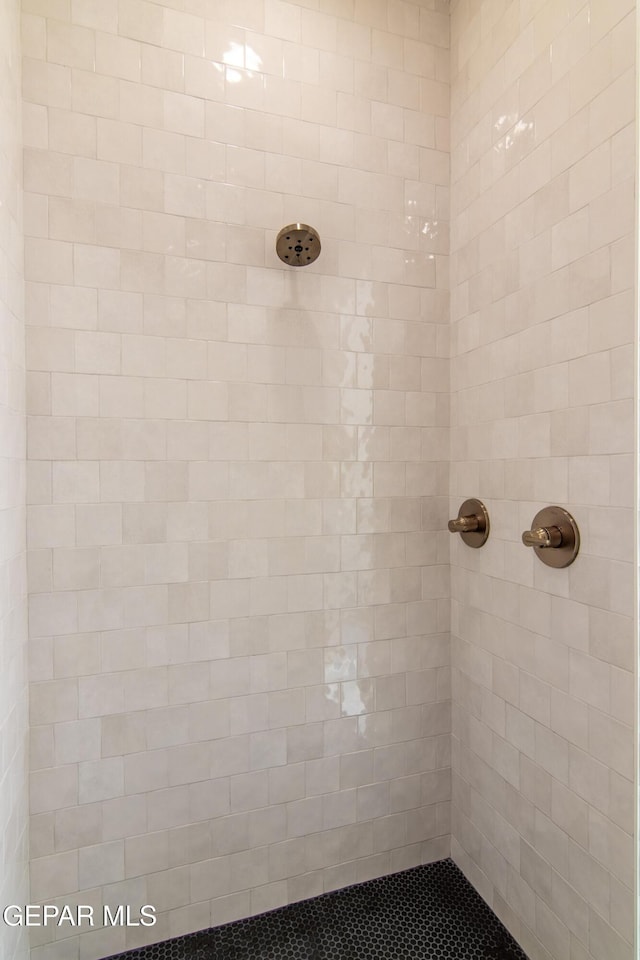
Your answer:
[23,1,451,956]
[0,1,29,959]
[449,2,636,959]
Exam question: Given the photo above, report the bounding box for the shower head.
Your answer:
[276,223,321,266]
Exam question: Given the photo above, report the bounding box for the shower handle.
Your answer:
[522,526,562,548]
[447,499,490,548]
[448,515,480,533]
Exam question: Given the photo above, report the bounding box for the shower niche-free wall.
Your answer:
[16,1,637,960]
[23,0,451,957]
[449,0,636,958]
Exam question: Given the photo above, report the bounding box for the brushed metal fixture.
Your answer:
[522,505,580,568]
[276,223,321,266]
[448,498,490,548]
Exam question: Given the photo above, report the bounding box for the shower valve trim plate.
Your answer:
[522,506,580,568]
[448,499,490,548]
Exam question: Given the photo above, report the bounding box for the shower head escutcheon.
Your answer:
[276,223,321,266]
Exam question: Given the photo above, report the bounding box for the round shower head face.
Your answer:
[276,223,321,266]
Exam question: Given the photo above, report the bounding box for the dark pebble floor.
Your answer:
[105,858,529,960]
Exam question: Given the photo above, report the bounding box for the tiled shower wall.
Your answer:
[449,2,636,960]
[23,1,451,956]
[0,1,29,959]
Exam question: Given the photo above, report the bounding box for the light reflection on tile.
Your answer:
[323,645,357,684]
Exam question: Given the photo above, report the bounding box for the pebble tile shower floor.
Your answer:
[105,859,528,960]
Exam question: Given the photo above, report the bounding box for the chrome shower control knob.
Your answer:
[448,499,490,548]
[522,506,580,567]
